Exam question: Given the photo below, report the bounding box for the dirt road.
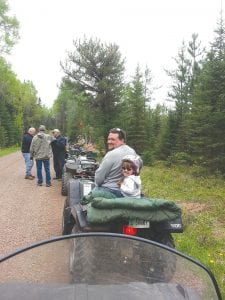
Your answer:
[0,152,65,257]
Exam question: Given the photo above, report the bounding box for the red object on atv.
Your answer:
[123,225,137,236]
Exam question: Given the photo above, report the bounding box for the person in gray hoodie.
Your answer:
[30,125,52,187]
[94,128,138,197]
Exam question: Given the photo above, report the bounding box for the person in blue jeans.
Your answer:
[21,127,36,179]
[30,125,52,187]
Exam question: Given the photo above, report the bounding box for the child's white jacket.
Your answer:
[120,175,141,198]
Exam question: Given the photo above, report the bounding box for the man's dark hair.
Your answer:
[109,128,126,142]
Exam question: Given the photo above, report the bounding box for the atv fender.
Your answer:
[68,178,89,229]
[68,179,81,206]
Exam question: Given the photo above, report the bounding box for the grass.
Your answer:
[141,162,225,299]
[0,146,19,157]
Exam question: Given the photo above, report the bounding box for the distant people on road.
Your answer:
[30,125,52,187]
[21,127,36,180]
[51,129,67,181]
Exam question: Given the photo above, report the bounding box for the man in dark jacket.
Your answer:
[21,127,36,179]
[51,129,67,180]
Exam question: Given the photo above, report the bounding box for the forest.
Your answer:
[1,0,225,175]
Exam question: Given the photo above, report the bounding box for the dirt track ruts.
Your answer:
[0,151,65,257]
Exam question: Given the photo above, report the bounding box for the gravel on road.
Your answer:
[0,152,65,257]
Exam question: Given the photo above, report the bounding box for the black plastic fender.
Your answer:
[68,179,82,206]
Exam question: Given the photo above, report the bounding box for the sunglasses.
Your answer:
[122,167,132,171]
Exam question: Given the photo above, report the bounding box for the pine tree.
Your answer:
[165,41,192,156]
[61,36,125,141]
[121,66,151,154]
[190,14,225,173]
[0,0,19,54]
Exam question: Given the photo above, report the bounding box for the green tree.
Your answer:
[0,56,50,147]
[165,42,192,155]
[53,80,86,140]
[0,57,21,146]
[127,77,146,153]
[61,36,125,142]
[146,104,168,160]
[190,15,225,173]
[165,35,204,158]
[188,33,205,96]
[118,66,153,154]
[19,81,42,130]
[0,0,19,54]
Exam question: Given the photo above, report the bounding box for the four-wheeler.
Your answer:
[61,146,98,196]
[62,176,184,282]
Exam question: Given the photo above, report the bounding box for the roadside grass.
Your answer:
[141,162,225,298]
[0,146,19,157]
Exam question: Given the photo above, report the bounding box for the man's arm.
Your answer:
[29,138,35,158]
[95,154,113,186]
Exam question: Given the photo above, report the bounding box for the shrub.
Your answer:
[167,152,193,166]
[141,150,155,166]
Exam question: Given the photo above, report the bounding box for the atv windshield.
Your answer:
[0,233,221,300]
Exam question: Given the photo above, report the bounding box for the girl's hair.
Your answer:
[122,160,137,175]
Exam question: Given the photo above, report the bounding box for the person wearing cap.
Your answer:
[118,155,142,198]
[50,129,67,180]
[94,128,138,197]
[30,125,52,187]
[21,127,36,180]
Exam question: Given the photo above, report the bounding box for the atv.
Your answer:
[62,176,184,282]
[61,145,98,196]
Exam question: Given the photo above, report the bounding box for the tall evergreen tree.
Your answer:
[190,14,225,173]
[188,33,205,100]
[165,41,192,155]
[120,66,152,154]
[61,36,125,141]
[0,0,19,54]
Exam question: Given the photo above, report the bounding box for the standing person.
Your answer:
[30,125,52,187]
[118,155,142,198]
[94,128,138,197]
[21,127,36,179]
[51,129,67,180]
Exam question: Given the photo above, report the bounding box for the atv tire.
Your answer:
[141,233,176,283]
[70,225,96,283]
[62,198,75,235]
[61,171,73,196]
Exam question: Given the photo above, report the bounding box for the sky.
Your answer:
[6,0,224,108]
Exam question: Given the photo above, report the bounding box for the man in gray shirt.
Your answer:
[95,128,137,197]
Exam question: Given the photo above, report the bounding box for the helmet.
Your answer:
[122,154,143,175]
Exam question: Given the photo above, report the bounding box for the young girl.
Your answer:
[119,155,142,198]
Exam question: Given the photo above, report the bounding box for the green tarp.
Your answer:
[86,196,181,224]
[91,197,180,211]
[81,189,116,205]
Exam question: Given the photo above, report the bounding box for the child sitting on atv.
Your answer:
[118,155,142,198]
